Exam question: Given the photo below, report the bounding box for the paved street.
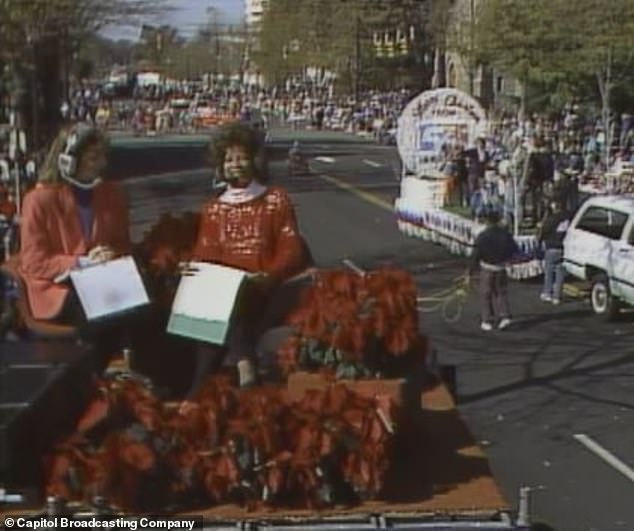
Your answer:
[117,128,634,531]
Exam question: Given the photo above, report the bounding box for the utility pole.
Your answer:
[206,6,222,84]
[468,0,475,96]
[215,31,220,79]
[339,0,362,100]
[354,12,360,102]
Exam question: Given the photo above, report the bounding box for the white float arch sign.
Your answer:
[397,88,488,176]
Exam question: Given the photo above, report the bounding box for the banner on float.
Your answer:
[397,88,488,176]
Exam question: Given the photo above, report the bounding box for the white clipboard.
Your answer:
[167,263,251,345]
[70,256,150,321]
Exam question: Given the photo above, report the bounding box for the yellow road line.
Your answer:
[319,174,394,212]
[563,284,586,298]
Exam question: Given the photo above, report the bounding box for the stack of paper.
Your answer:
[70,256,150,321]
[167,263,250,345]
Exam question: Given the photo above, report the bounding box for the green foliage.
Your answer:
[466,0,565,86]
[296,337,373,380]
[256,0,431,90]
[254,0,303,85]
[551,0,634,92]
[459,0,634,119]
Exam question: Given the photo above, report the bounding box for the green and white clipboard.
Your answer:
[167,263,250,345]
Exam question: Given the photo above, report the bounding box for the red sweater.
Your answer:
[192,187,306,282]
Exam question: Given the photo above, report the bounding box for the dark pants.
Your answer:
[567,180,579,212]
[451,177,468,208]
[459,179,470,208]
[542,248,565,300]
[480,269,511,324]
[55,288,152,373]
[468,174,479,200]
[186,275,311,397]
[529,183,544,223]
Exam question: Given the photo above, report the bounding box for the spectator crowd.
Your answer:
[439,105,634,230]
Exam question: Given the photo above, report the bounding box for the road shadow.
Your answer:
[509,308,592,330]
[455,345,634,409]
[342,248,634,415]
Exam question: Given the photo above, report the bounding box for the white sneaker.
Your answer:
[481,322,493,332]
[551,298,561,305]
[540,293,552,302]
[237,360,257,388]
[498,318,512,330]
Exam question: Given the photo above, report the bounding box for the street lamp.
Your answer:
[354,12,361,102]
[468,0,476,96]
[335,0,362,101]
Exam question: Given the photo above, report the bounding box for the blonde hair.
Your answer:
[38,125,109,184]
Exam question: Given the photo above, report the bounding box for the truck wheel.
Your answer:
[591,274,620,321]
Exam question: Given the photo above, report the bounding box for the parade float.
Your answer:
[0,211,538,528]
[394,88,543,279]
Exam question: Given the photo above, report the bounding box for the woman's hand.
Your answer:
[250,271,270,284]
[88,245,116,264]
[178,261,200,276]
[249,272,274,290]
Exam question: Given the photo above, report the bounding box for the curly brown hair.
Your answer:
[209,122,262,181]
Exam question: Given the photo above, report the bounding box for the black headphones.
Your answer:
[57,123,100,181]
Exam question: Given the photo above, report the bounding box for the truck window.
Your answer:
[575,206,628,240]
[629,224,634,246]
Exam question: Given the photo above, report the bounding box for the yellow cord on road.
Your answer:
[418,273,471,323]
[563,283,586,298]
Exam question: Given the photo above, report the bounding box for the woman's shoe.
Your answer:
[498,318,512,330]
[237,359,257,388]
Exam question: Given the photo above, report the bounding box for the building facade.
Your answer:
[442,0,521,112]
[243,0,270,85]
[245,0,269,29]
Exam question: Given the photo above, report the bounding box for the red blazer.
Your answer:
[19,181,131,320]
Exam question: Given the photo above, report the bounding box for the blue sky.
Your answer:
[167,0,245,32]
[104,0,245,40]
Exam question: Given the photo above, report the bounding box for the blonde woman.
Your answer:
[19,123,130,324]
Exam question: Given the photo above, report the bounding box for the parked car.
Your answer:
[563,195,634,319]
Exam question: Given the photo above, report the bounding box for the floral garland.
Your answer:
[278,267,426,378]
[394,200,544,280]
[45,374,399,512]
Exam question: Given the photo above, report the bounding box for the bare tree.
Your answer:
[0,0,171,146]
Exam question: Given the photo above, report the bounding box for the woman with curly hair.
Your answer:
[184,121,311,396]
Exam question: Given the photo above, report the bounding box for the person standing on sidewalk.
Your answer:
[538,201,571,305]
[469,210,519,331]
